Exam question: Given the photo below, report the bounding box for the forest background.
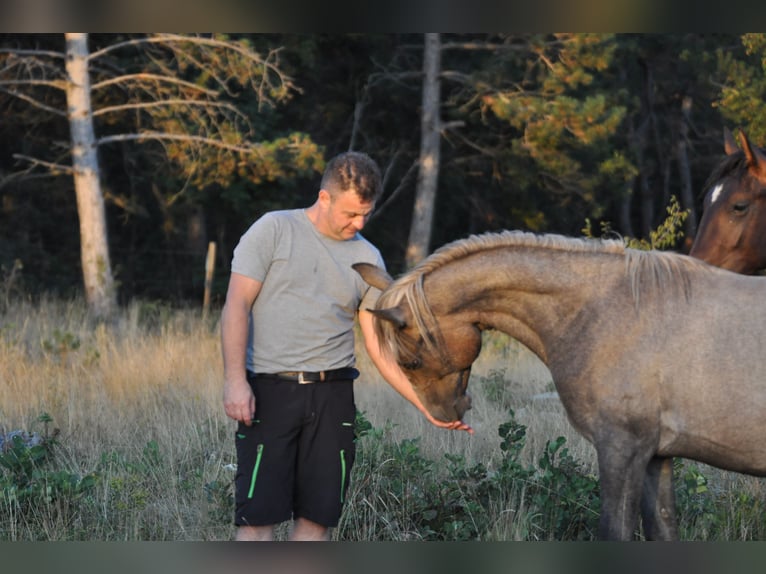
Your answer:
[1,33,766,313]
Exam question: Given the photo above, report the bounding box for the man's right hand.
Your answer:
[223,377,256,426]
[220,273,262,426]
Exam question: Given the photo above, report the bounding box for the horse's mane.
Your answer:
[374,230,709,364]
[700,151,747,200]
[624,248,706,308]
[411,230,627,277]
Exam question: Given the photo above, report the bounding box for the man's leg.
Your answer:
[234,376,300,540]
[292,382,356,540]
[289,517,330,541]
[235,524,276,541]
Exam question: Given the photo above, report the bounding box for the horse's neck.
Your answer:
[431,247,620,362]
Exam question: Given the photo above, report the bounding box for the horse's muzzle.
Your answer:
[454,393,472,420]
[453,369,472,419]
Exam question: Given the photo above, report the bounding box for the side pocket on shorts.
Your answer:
[339,448,347,504]
[248,443,264,499]
[339,420,356,504]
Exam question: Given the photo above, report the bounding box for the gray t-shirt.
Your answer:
[231,209,384,373]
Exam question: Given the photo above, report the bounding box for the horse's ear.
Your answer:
[724,127,739,155]
[369,307,407,329]
[738,129,766,180]
[352,262,394,291]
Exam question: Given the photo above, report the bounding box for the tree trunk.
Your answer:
[619,116,638,238]
[638,60,655,238]
[65,33,116,318]
[405,33,442,268]
[619,177,636,239]
[677,96,697,248]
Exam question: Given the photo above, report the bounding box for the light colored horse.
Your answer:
[354,231,766,540]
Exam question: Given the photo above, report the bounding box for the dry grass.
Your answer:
[0,297,588,540]
[2,298,764,540]
[1,296,585,477]
[1,298,222,447]
[1,298,231,540]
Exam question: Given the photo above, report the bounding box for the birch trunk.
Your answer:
[405,33,442,268]
[65,33,116,318]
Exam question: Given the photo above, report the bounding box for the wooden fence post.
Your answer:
[203,241,216,318]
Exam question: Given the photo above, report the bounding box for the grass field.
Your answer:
[1,298,764,540]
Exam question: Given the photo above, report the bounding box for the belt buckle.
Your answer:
[297,371,326,383]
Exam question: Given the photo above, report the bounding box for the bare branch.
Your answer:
[11,154,74,175]
[93,98,248,120]
[369,158,420,222]
[0,169,64,190]
[397,37,572,53]
[0,48,65,59]
[88,34,277,67]
[0,50,69,87]
[86,35,173,61]
[440,42,532,52]
[0,87,66,116]
[441,120,466,133]
[380,147,405,191]
[442,126,498,157]
[87,34,292,105]
[147,41,238,99]
[0,78,67,91]
[368,70,423,87]
[536,50,558,74]
[440,70,474,84]
[97,131,263,155]
[91,73,220,97]
[395,41,524,52]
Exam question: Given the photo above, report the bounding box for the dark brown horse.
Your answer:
[689,128,766,274]
[354,232,766,540]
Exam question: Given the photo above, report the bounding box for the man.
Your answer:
[221,151,471,542]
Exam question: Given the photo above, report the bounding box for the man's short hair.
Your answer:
[320,151,383,203]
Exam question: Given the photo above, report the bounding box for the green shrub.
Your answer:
[342,410,601,540]
[582,195,689,251]
[0,414,98,539]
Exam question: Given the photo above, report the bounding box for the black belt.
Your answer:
[252,367,360,384]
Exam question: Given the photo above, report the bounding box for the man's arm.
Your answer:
[221,272,262,426]
[358,308,473,434]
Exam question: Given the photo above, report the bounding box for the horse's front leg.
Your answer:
[640,456,679,540]
[595,437,653,540]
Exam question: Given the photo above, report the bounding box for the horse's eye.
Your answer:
[402,357,422,370]
[732,202,749,214]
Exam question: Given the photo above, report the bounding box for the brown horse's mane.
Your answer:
[375,231,707,363]
[700,151,747,199]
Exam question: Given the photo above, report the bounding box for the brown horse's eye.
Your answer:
[732,202,749,214]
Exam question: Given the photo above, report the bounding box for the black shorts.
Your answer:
[234,373,357,528]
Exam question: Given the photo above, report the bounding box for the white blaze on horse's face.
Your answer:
[710,183,724,205]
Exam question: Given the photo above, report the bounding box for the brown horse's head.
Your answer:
[353,262,479,422]
[689,128,766,274]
